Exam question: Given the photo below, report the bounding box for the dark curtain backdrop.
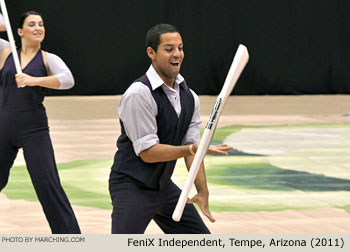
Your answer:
[4,0,350,95]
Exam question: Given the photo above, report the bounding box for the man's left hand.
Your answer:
[187,192,216,223]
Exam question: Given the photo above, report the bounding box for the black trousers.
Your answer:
[109,171,210,234]
[0,107,80,234]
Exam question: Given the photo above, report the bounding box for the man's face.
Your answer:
[148,32,184,87]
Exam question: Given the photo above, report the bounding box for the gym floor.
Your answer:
[1,95,350,234]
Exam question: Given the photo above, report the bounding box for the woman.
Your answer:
[0,11,80,234]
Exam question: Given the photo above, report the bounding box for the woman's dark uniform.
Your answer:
[0,49,80,234]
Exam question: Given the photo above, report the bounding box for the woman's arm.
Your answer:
[15,51,75,89]
[0,14,6,32]
[44,51,75,89]
[0,38,10,69]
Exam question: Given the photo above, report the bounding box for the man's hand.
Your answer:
[192,143,233,155]
[187,191,216,223]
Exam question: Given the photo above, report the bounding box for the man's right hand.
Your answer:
[192,143,233,156]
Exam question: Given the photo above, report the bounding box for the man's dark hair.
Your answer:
[18,11,43,28]
[146,24,179,52]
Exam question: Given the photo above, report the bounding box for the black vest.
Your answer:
[112,75,195,190]
[0,48,47,110]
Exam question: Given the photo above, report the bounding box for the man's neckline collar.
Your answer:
[146,64,185,90]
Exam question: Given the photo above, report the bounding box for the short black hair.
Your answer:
[146,24,179,52]
[18,11,43,28]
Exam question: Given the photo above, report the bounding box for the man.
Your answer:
[109,24,232,234]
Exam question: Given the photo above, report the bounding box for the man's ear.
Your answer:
[146,47,156,61]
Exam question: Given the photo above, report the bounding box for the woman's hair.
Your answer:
[18,11,43,28]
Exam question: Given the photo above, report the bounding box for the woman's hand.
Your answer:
[15,73,36,88]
